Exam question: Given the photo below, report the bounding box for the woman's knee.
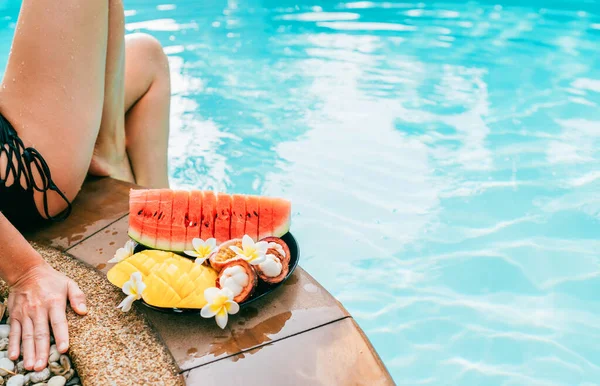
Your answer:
[126,33,170,78]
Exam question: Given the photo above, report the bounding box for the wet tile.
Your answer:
[141,266,349,371]
[183,318,394,386]
[67,208,351,372]
[67,216,131,271]
[24,177,134,250]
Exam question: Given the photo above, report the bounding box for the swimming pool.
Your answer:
[2,0,600,383]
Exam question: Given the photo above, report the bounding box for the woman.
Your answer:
[0,0,171,372]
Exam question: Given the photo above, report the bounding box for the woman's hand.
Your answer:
[7,262,87,372]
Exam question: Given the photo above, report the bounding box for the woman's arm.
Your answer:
[0,213,46,284]
[0,213,87,371]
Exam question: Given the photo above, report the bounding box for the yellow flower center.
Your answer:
[197,245,213,257]
[243,246,259,262]
[209,294,231,314]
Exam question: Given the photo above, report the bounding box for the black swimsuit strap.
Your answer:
[0,115,72,222]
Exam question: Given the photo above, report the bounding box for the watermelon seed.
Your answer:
[253,211,259,217]
[137,209,143,215]
[246,213,251,218]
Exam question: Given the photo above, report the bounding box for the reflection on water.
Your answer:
[2,0,600,383]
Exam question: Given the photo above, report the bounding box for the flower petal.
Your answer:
[117,295,136,312]
[254,241,269,254]
[204,287,221,304]
[227,301,240,315]
[131,272,143,284]
[137,281,147,296]
[215,308,229,329]
[108,248,128,263]
[242,234,254,250]
[192,238,205,251]
[195,257,208,265]
[248,254,266,265]
[184,250,200,258]
[229,246,244,256]
[221,287,235,300]
[125,240,136,254]
[201,304,218,318]
[122,281,134,296]
[206,238,217,250]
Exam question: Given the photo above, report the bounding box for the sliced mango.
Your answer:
[107,250,218,309]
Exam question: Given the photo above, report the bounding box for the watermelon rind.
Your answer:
[127,189,292,251]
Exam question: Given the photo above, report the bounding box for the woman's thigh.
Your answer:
[0,0,109,216]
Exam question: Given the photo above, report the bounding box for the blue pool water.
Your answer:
[2,0,600,383]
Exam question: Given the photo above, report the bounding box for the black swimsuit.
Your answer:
[0,113,72,231]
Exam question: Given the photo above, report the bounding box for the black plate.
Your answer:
[132,232,300,314]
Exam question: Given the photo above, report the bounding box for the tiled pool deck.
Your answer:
[25,177,394,385]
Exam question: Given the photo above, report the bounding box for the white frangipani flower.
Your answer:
[117,272,146,312]
[200,287,240,329]
[229,235,268,265]
[108,239,136,263]
[184,238,218,265]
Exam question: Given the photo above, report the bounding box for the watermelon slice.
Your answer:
[230,194,246,239]
[138,189,161,247]
[170,190,189,252]
[215,193,232,244]
[185,191,203,250]
[127,189,291,251]
[128,189,147,242]
[258,197,273,240]
[201,191,217,241]
[272,197,292,237]
[244,195,260,241]
[156,189,174,250]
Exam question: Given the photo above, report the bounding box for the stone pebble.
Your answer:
[0,326,9,339]
[29,368,50,383]
[6,374,24,386]
[48,375,67,386]
[48,345,60,364]
[0,357,14,376]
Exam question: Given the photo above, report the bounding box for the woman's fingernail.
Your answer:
[9,351,17,358]
[79,303,87,312]
[35,360,44,368]
[58,342,68,352]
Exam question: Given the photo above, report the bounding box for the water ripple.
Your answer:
[2,0,598,384]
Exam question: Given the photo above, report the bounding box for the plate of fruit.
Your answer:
[106,189,298,328]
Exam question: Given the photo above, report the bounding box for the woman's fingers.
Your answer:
[7,318,21,360]
[49,306,69,354]
[20,317,35,370]
[33,311,50,371]
[67,280,88,316]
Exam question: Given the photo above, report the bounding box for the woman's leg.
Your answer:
[0,0,112,371]
[88,0,135,184]
[0,0,110,217]
[122,33,171,189]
